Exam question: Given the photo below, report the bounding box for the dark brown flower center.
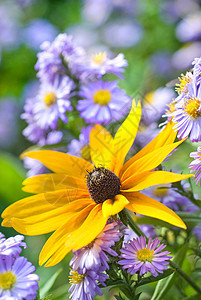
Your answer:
[86,167,121,204]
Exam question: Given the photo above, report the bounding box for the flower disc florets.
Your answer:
[86,167,121,204]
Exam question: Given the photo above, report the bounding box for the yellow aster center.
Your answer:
[152,186,169,198]
[44,92,57,107]
[69,269,85,285]
[144,91,154,104]
[175,73,192,94]
[0,271,16,290]
[92,52,107,65]
[93,90,111,106]
[137,248,154,262]
[184,97,201,119]
[80,145,91,162]
[166,102,176,114]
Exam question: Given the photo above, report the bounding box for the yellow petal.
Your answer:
[112,101,141,176]
[121,170,194,191]
[39,203,95,266]
[102,194,129,218]
[2,189,89,221]
[22,173,87,194]
[90,125,114,169]
[21,150,93,178]
[39,204,107,267]
[124,191,186,229]
[8,198,93,235]
[121,121,177,174]
[121,139,184,182]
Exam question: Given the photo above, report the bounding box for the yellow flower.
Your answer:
[1,101,193,267]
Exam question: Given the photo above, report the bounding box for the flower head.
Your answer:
[189,146,201,185]
[2,101,193,267]
[22,75,74,131]
[119,236,172,277]
[77,80,131,124]
[68,267,108,300]
[169,82,201,142]
[70,221,121,271]
[0,255,39,299]
[0,234,26,258]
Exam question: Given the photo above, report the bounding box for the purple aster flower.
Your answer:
[119,236,172,277]
[22,19,58,50]
[0,234,26,258]
[77,80,131,124]
[80,52,127,80]
[189,146,201,185]
[82,0,112,27]
[68,267,108,300]
[22,75,74,130]
[149,51,173,78]
[124,225,156,245]
[68,126,92,161]
[193,225,201,241]
[135,123,160,148]
[0,255,39,299]
[70,221,121,271]
[168,82,201,142]
[23,157,48,177]
[35,33,85,81]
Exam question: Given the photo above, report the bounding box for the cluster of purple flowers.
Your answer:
[22,33,131,175]
[68,220,172,299]
[68,221,121,299]
[0,233,39,299]
[163,57,201,185]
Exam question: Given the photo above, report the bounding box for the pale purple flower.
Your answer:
[0,234,26,258]
[68,126,92,161]
[82,0,112,27]
[124,225,156,245]
[119,236,172,277]
[23,157,48,177]
[70,222,121,271]
[168,82,201,142]
[189,146,201,185]
[22,75,74,130]
[69,267,108,300]
[35,33,85,81]
[0,255,39,299]
[77,80,131,124]
[80,52,127,80]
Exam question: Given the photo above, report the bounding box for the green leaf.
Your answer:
[39,269,62,299]
[176,212,201,226]
[151,243,188,300]
[114,293,127,300]
[137,269,175,287]
[0,152,26,204]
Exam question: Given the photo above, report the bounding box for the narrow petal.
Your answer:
[39,204,107,267]
[22,173,87,194]
[124,191,186,229]
[121,121,177,175]
[1,189,89,221]
[121,140,184,182]
[21,150,93,178]
[112,101,141,176]
[102,194,129,218]
[121,170,194,191]
[8,198,94,235]
[90,125,114,169]
[39,204,95,266]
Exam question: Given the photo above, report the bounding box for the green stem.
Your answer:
[169,261,201,295]
[120,209,201,295]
